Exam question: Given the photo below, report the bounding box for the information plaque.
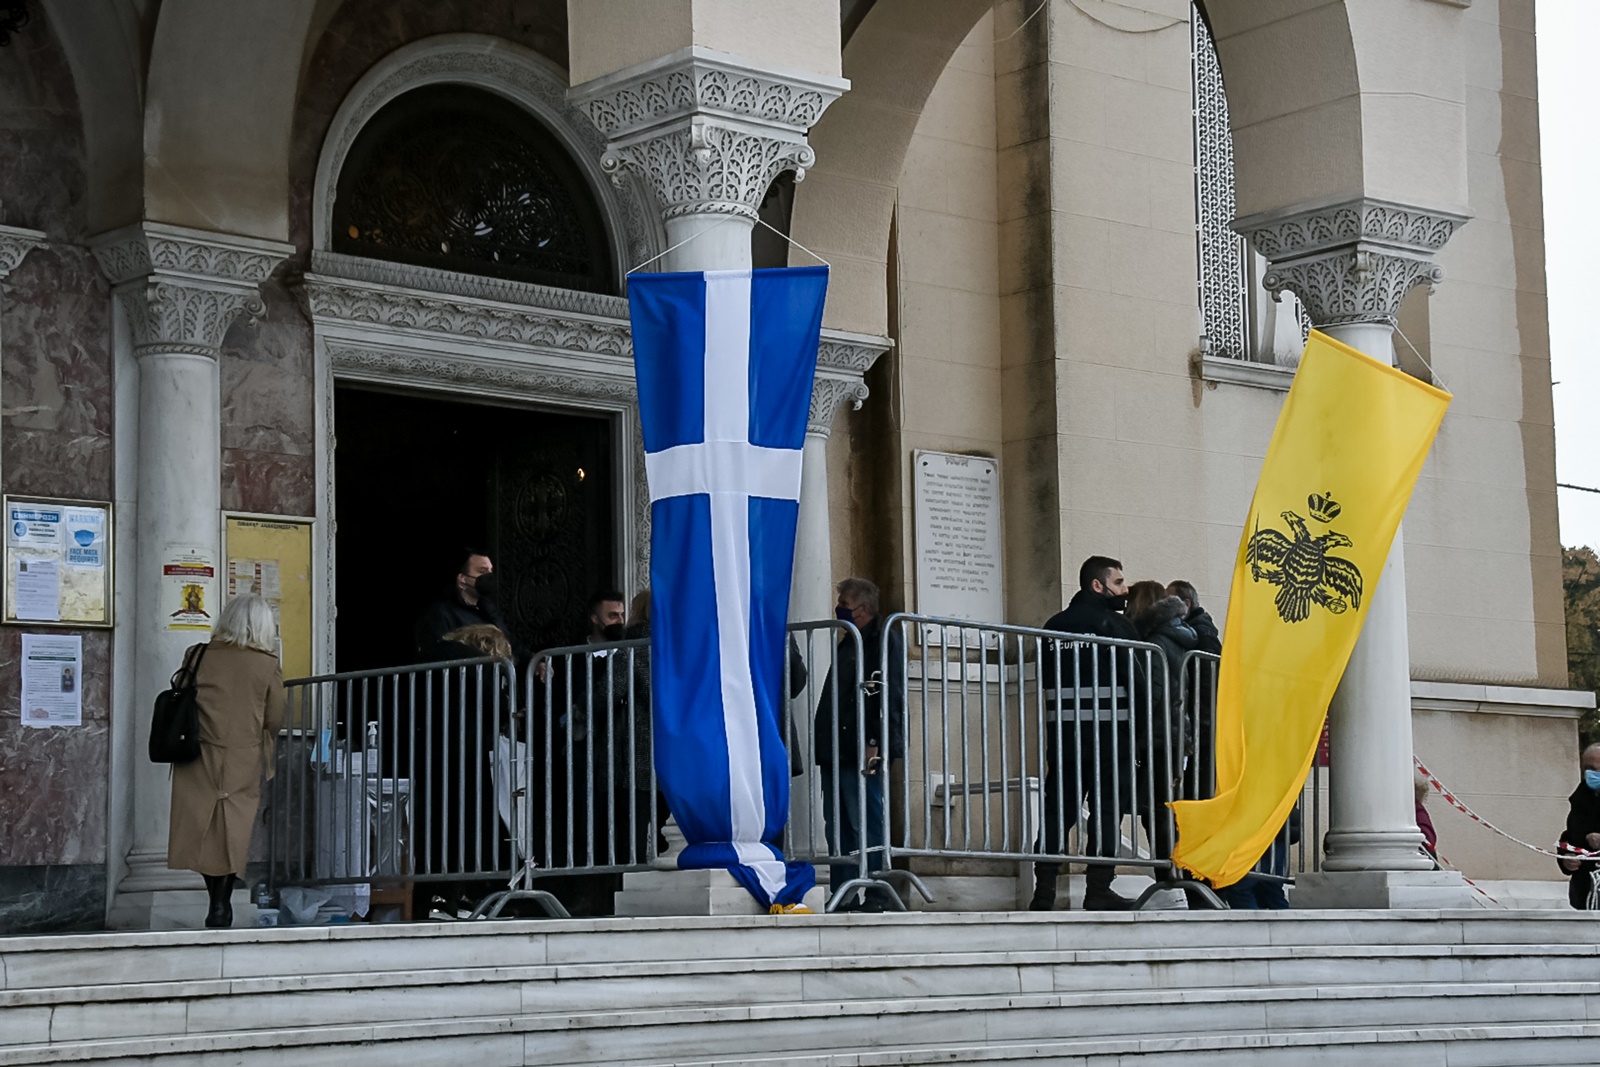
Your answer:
[912,450,1003,627]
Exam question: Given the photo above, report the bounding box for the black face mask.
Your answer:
[1104,592,1129,613]
[601,622,626,642]
[470,571,499,602]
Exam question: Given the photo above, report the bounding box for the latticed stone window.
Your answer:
[1191,5,1308,364]
[333,85,615,293]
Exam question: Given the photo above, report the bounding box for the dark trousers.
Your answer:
[820,765,886,894]
[1036,721,1130,885]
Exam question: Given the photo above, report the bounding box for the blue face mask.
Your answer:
[835,605,855,623]
[1585,769,1600,793]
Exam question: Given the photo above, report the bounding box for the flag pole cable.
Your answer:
[627,215,832,275]
[1392,322,1453,394]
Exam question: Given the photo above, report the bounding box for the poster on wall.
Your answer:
[223,516,313,680]
[163,547,217,632]
[3,497,113,628]
[912,450,1004,640]
[20,632,83,728]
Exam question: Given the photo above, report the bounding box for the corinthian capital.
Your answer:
[1234,198,1469,327]
[810,331,891,437]
[571,47,847,222]
[0,222,46,278]
[91,223,293,357]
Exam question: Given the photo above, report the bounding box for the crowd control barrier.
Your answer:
[265,657,538,914]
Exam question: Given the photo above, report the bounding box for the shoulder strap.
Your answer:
[171,642,209,689]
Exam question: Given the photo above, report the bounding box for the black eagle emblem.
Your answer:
[1245,492,1363,624]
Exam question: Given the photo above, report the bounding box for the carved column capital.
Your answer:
[90,223,294,357]
[809,332,890,437]
[1235,198,1469,327]
[0,222,47,278]
[572,47,847,223]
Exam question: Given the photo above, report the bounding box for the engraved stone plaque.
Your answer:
[913,450,1002,625]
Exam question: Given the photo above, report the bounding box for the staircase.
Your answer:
[5,910,1600,1065]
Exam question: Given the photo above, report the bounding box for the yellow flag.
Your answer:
[1170,330,1449,886]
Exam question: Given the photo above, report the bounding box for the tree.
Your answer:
[1562,545,1600,745]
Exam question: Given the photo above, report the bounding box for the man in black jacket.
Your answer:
[1032,555,1145,911]
[414,548,510,658]
[1557,744,1600,909]
[813,577,905,910]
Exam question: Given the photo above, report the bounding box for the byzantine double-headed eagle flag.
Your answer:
[1171,330,1450,886]
[628,266,826,908]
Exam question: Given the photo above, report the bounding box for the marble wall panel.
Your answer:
[0,15,112,900]
[0,863,104,933]
[0,628,111,866]
[219,278,315,516]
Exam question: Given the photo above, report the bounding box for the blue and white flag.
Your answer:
[629,266,826,908]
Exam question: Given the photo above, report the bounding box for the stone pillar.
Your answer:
[91,223,292,928]
[0,220,47,355]
[1238,198,1476,908]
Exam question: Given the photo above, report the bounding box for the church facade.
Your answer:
[0,0,1579,930]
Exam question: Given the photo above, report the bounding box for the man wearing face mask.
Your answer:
[414,548,510,659]
[1031,555,1147,912]
[813,577,905,911]
[1556,744,1600,909]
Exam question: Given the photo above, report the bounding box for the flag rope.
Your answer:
[1414,757,1600,860]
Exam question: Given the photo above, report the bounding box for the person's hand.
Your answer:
[1586,832,1600,851]
[1562,857,1582,872]
[864,743,881,776]
[535,660,549,682]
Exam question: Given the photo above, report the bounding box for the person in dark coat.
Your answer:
[1165,580,1221,655]
[813,577,905,911]
[1127,583,1197,863]
[1557,744,1600,909]
[1166,579,1221,796]
[1032,555,1147,912]
[413,548,510,658]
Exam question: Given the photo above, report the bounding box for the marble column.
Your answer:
[0,219,47,372]
[1237,198,1476,908]
[91,224,292,928]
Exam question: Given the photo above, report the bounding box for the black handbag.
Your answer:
[149,643,208,764]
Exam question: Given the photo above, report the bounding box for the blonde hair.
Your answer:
[442,623,513,660]
[213,594,278,655]
[1414,769,1431,804]
[629,589,651,627]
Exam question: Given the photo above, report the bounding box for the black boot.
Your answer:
[203,874,234,928]
[1081,865,1135,911]
[1029,863,1060,911]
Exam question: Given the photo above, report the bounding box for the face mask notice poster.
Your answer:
[3,497,114,628]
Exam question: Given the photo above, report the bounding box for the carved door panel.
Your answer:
[490,417,613,655]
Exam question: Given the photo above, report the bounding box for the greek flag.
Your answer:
[629,266,826,908]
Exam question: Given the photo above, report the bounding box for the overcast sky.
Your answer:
[1539,0,1600,551]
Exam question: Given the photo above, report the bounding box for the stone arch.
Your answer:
[142,0,322,238]
[1199,0,1469,220]
[312,34,661,286]
[788,0,994,335]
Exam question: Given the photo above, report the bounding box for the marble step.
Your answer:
[3,981,1598,1066]
[7,910,1600,994]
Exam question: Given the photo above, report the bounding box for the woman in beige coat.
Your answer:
[167,593,287,927]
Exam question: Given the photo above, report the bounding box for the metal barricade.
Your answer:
[783,619,917,911]
[476,638,657,918]
[875,613,1218,909]
[1177,648,1327,891]
[266,657,520,912]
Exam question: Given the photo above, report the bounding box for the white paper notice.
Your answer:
[14,558,61,621]
[21,633,83,727]
[913,450,1004,627]
[62,508,106,570]
[230,559,257,596]
[7,505,62,550]
[257,560,281,600]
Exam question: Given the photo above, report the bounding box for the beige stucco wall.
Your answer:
[825,12,1003,613]
[567,0,841,84]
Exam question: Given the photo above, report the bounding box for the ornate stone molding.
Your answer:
[310,251,631,322]
[312,34,662,280]
[810,331,890,436]
[1234,198,1469,327]
[571,47,848,223]
[91,223,292,357]
[0,223,46,278]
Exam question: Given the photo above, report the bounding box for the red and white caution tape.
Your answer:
[1414,757,1600,861]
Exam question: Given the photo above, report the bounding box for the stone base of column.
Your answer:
[108,887,260,930]
[1291,869,1482,910]
[613,869,827,916]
